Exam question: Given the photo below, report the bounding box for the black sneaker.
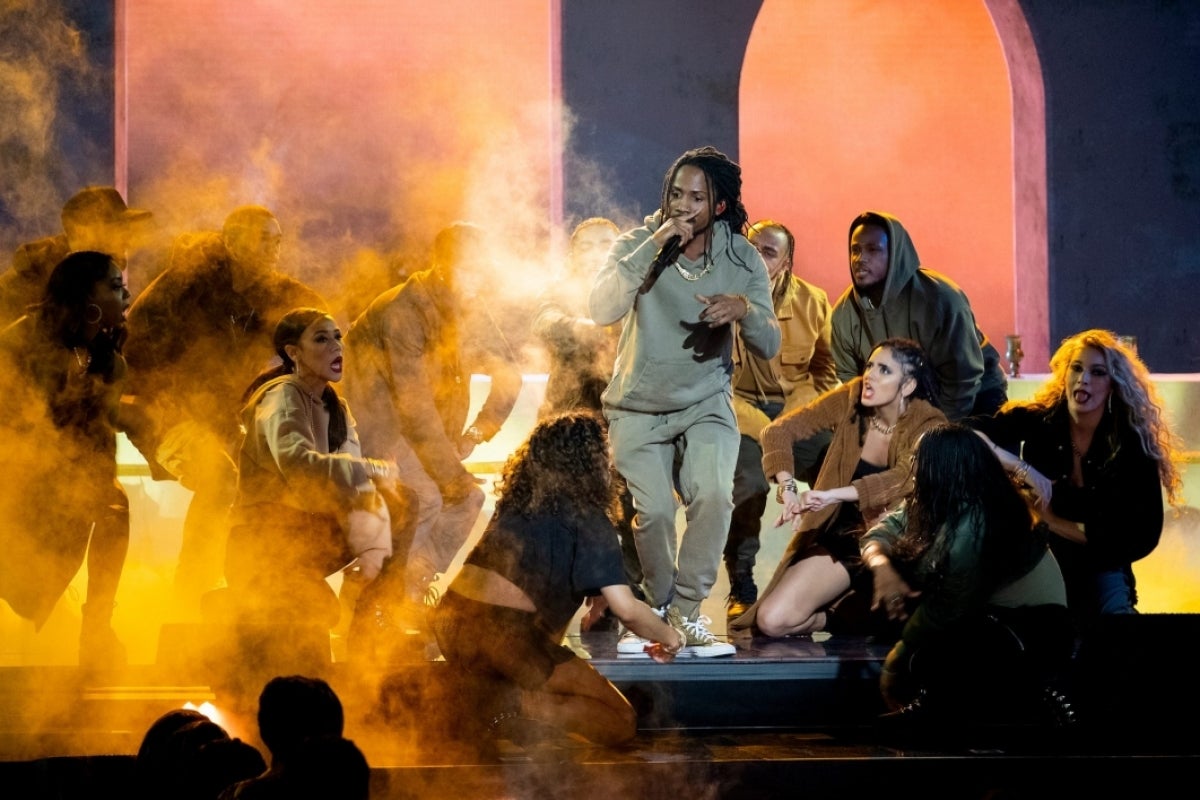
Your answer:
[725,575,758,626]
[725,597,753,626]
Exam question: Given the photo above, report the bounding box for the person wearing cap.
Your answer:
[122,205,328,614]
[0,186,153,324]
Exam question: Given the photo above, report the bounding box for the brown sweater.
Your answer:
[731,377,945,632]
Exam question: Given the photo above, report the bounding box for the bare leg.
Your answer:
[80,481,130,667]
[518,657,637,746]
[754,550,851,638]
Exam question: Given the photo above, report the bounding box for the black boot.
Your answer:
[725,573,758,626]
[724,492,764,625]
[348,556,432,664]
[79,602,126,670]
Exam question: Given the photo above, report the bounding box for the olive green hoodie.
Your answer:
[830,211,1005,420]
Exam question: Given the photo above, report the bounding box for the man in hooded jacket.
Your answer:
[830,211,1006,421]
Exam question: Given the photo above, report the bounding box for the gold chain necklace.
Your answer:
[72,347,92,371]
[869,415,896,436]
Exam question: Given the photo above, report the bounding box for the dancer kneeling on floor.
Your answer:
[224,307,413,658]
[430,411,686,746]
[730,338,944,638]
[861,423,1075,723]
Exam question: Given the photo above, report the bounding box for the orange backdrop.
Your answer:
[740,0,1016,359]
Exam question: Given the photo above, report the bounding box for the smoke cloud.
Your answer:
[0,0,654,771]
[0,1,98,246]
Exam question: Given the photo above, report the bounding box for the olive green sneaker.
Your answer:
[665,606,735,658]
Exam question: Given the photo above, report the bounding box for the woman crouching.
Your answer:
[861,423,1075,724]
[225,308,409,658]
[430,411,686,746]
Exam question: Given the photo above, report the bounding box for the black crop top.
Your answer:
[464,507,626,634]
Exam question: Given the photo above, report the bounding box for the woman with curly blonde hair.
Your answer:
[970,329,1183,625]
[429,411,685,746]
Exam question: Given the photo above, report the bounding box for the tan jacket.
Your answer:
[732,273,839,441]
[730,378,946,633]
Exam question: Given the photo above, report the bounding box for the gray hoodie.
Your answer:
[589,211,780,414]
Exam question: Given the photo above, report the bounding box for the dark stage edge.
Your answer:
[2,617,1199,799]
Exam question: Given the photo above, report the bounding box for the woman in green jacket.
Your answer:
[861,423,1075,721]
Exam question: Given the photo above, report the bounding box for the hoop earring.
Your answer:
[84,304,103,325]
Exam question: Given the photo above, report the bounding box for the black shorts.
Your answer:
[789,513,866,578]
[430,590,575,690]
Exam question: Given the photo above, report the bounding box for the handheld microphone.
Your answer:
[654,235,682,269]
[639,234,683,294]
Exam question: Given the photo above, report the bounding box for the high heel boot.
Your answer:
[347,556,421,664]
[79,601,127,670]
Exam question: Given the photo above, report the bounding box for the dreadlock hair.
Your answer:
[659,146,750,236]
[493,411,614,520]
[243,307,348,451]
[893,422,1036,595]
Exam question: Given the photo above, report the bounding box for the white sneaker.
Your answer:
[617,626,650,655]
[616,606,666,656]
[666,607,735,658]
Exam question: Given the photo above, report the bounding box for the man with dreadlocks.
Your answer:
[589,146,780,657]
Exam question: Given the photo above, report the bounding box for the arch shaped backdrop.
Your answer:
[740,0,1047,372]
[120,0,1046,369]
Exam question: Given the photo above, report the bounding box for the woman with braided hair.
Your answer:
[730,338,945,639]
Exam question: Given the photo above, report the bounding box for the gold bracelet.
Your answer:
[775,478,797,504]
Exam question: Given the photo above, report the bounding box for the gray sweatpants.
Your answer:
[607,392,738,619]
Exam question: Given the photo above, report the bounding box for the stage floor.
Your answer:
[2,623,1198,799]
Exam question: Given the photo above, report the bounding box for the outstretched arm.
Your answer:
[602,583,686,663]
